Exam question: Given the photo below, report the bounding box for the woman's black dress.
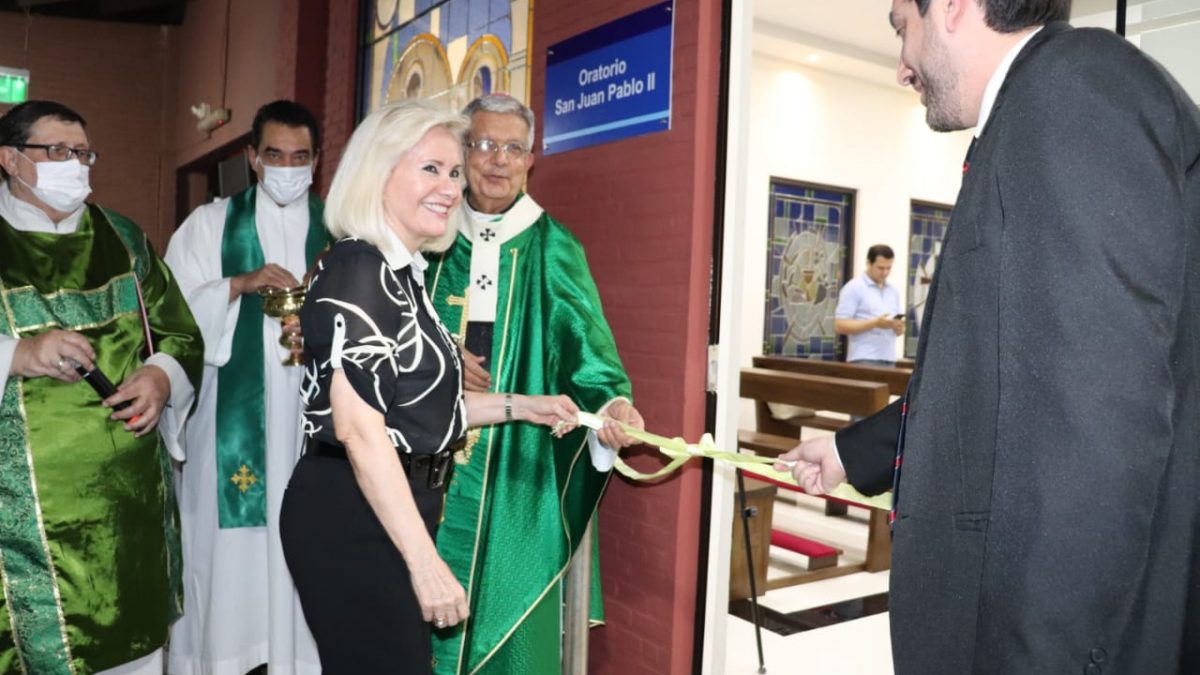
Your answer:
[280,238,466,674]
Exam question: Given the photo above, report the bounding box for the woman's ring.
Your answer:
[56,358,66,370]
[434,616,447,628]
[552,421,567,436]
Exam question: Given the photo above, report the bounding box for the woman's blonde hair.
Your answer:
[324,99,468,252]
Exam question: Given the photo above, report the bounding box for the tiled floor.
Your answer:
[724,490,894,675]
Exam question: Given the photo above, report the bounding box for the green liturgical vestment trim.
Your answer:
[217,186,328,528]
[0,205,202,674]
[427,209,631,675]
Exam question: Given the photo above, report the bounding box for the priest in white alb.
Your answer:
[164,100,330,675]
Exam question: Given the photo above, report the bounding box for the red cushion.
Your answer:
[770,529,838,558]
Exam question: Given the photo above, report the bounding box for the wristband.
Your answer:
[505,394,513,422]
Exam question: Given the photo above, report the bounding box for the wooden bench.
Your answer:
[741,367,890,439]
[748,358,911,511]
[745,471,892,586]
[752,355,912,396]
[729,479,779,601]
[735,367,893,588]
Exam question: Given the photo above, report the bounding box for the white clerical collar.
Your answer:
[378,227,428,283]
[0,181,86,233]
[462,193,544,323]
[460,193,544,242]
[977,26,1042,134]
[463,197,503,225]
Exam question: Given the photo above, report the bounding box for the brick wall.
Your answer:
[528,1,723,673]
[316,0,359,196]
[0,13,175,248]
[172,0,283,169]
[169,0,356,230]
[0,1,358,246]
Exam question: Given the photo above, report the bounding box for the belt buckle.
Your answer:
[428,453,452,489]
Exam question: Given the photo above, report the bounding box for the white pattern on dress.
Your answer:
[302,243,464,456]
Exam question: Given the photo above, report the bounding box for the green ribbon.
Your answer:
[576,412,892,510]
[217,186,328,528]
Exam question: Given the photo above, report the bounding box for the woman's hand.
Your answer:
[516,394,580,438]
[331,370,471,628]
[408,546,470,629]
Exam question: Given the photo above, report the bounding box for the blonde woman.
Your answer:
[279,100,578,673]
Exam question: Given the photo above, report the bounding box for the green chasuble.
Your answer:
[427,194,631,675]
[0,205,203,674]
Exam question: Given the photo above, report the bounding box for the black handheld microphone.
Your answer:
[73,362,135,417]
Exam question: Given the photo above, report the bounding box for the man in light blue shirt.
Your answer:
[834,244,904,365]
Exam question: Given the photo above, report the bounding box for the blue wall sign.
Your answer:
[542,1,673,156]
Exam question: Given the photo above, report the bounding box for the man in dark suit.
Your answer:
[778,0,1200,672]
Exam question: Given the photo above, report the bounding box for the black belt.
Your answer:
[307,439,454,489]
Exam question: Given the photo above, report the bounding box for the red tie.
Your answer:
[962,136,978,175]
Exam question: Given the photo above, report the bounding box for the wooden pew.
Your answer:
[746,471,892,586]
[741,367,890,439]
[752,355,912,396]
[748,357,910,519]
[736,367,892,587]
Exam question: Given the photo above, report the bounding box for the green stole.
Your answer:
[427,203,631,674]
[217,186,328,528]
[0,205,202,674]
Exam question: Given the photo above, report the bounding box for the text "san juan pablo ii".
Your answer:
[553,58,658,115]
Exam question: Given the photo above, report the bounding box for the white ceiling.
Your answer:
[754,0,899,63]
[752,0,1198,91]
[752,0,901,88]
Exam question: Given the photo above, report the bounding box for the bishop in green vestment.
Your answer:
[426,95,645,675]
[0,101,203,675]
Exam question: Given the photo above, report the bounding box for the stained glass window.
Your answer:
[763,179,854,360]
[906,201,952,359]
[360,0,531,115]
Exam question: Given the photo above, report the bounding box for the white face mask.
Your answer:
[16,155,91,213]
[257,160,312,206]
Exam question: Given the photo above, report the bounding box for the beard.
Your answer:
[917,31,968,132]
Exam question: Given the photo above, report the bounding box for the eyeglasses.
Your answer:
[16,143,99,166]
[467,139,528,159]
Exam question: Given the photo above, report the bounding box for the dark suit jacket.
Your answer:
[836,22,1200,674]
